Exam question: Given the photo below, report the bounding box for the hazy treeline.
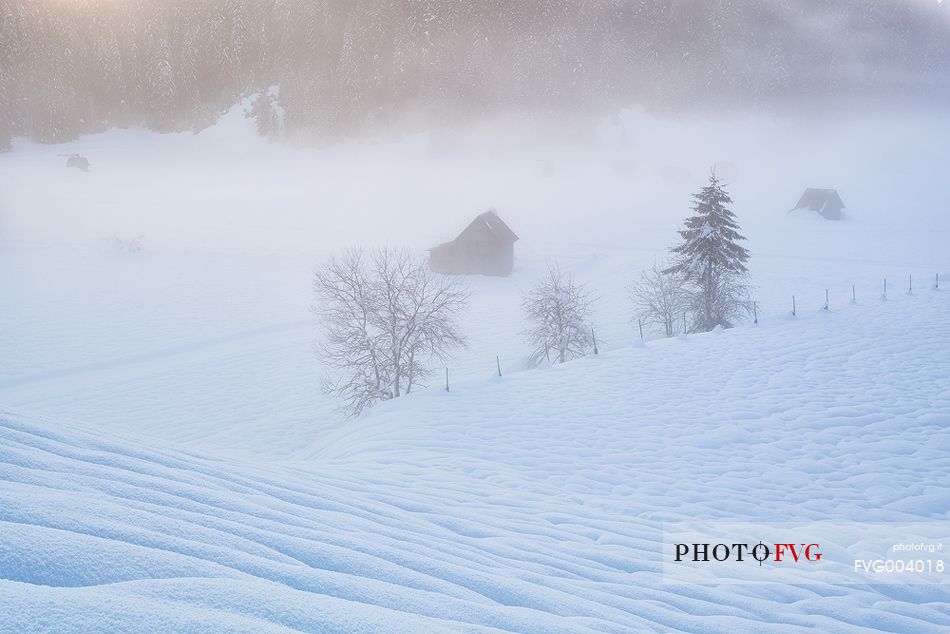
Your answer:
[1,0,948,148]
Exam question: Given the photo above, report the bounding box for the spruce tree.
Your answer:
[666,172,751,332]
[0,66,11,151]
[145,36,177,131]
[249,90,281,141]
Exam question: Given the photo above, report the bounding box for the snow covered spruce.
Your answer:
[663,172,752,332]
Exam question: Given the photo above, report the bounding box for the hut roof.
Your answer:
[792,188,844,213]
[455,209,519,244]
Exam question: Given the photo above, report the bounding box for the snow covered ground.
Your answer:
[1,288,948,632]
[1,108,949,631]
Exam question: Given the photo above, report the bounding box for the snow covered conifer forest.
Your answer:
[1,1,949,632]
[1,0,950,146]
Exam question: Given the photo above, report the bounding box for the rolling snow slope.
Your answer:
[1,288,948,632]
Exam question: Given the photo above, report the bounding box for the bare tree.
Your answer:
[522,264,595,366]
[628,262,688,337]
[313,247,468,417]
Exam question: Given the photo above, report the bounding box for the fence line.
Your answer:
[471,272,943,381]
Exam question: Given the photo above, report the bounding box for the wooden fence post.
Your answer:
[445,367,449,392]
[792,295,796,316]
[496,355,502,378]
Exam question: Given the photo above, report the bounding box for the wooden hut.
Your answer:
[64,154,90,172]
[790,188,845,220]
[429,209,518,276]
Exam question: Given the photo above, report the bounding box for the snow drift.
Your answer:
[1,288,948,632]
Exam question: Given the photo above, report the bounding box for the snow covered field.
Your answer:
[1,109,949,631]
[1,286,948,632]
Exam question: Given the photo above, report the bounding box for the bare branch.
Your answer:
[313,246,468,417]
[521,263,595,367]
[628,262,689,338]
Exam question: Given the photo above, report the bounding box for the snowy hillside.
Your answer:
[2,287,948,632]
[2,104,950,632]
[4,0,950,629]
